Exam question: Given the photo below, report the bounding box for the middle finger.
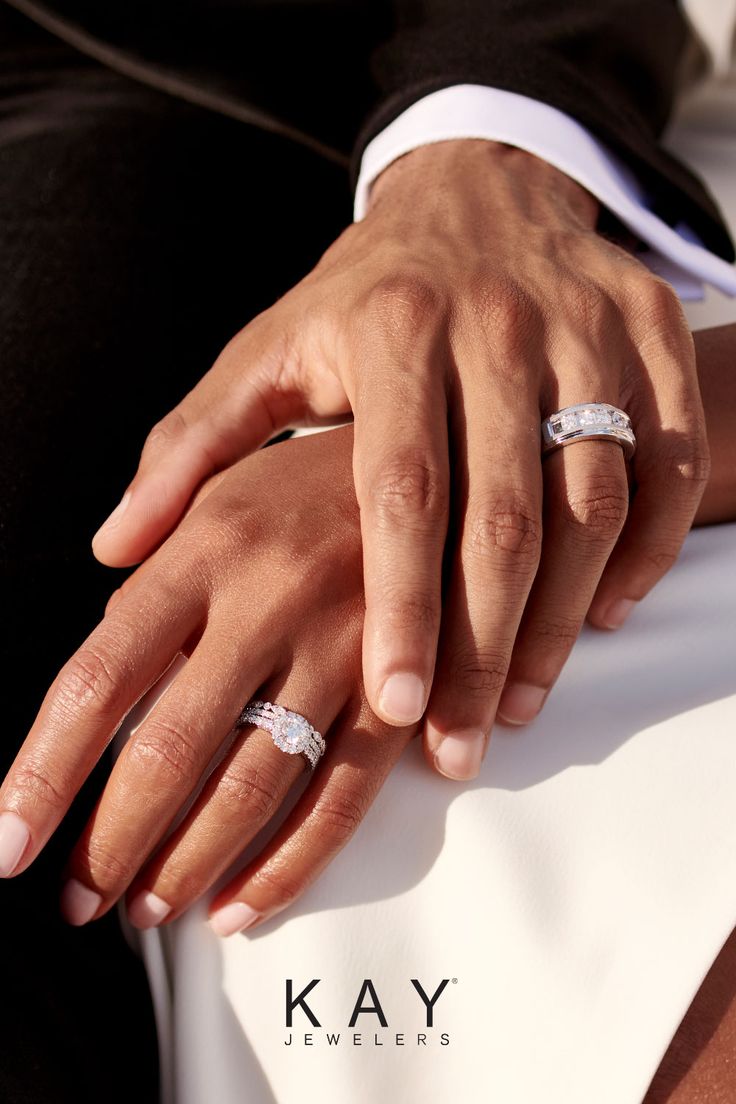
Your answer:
[497,435,629,725]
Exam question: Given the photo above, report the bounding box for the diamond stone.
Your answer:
[556,407,621,434]
[543,404,634,458]
[273,713,309,754]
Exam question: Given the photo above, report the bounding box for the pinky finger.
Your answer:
[589,286,710,628]
[588,416,710,629]
[207,702,413,936]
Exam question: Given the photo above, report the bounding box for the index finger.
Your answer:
[0,573,203,877]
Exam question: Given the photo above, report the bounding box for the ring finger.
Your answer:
[204,695,412,936]
[124,664,349,929]
[497,432,629,725]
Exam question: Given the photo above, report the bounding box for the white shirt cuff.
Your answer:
[353,84,736,303]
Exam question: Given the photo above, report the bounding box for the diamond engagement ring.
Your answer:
[237,700,325,770]
[541,403,636,459]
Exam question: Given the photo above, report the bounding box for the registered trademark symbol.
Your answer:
[451,978,458,984]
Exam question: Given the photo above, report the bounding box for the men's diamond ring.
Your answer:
[541,402,636,459]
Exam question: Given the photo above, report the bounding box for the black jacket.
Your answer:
[3,0,733,260]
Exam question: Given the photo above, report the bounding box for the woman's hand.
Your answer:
[90,139,708,779]
[0,426,415,934]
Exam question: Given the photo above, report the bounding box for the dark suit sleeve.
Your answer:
[351,0,734,262]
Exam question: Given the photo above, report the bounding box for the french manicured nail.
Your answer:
[60,878,103,926]
[127,890,172,929]
[93,490,131,542]
[432,728,485,781]
[0,811,30,876]
[378,673,426,724]
[497,683,547,726]
[209,901,261,937]
[602,598,637,630]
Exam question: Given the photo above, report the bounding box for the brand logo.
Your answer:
[283,978,453,1048]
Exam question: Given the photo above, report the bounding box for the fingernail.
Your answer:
[127,890,172,929]
[60,878,103,926]
[601,598,637,630]
[433,728,485,781]
[0,811,30,876]
[378,673,426,724]
[209,901,261,937]
[497,683,547,726]
[93,490,131,542]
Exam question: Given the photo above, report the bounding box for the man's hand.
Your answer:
[90,138,709,780]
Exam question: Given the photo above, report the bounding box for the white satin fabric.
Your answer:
[117,42,736,1104]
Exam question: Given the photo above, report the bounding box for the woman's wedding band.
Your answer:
[541,403,636,459]
[237,700,325,770]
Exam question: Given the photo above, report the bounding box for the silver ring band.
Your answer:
[237,700,325,770]
[541,403,636,459]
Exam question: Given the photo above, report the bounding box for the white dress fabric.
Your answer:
[117,33,736,1104]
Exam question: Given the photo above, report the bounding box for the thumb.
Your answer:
[92,327,306,567]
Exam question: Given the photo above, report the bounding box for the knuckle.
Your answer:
[563,482,629,542]
[12,761,67,814]
[189,512,252,579]
[378,585,440,637]
[662,440,711,492]
[363,272,443,335]
[566,281,613,332]
[527,613,581,652]
[55,646,122,718]
[81,839,132,889]
[168,870,208,907]
[630,274,689,339]
[310,786,368,843]
[369,449,447,526]
[451,646,509,698]
[637,545,680,576]
[142,408,188,456]
[470,277,537,340]
[165,869,202,905]
[127,715,203,785]
[641,275,682,320]
[465,494,542,566]
[145,857,203,905]
[198,495,265,559]
[217,760,282,822]
[249,863,303,909]
[104,588,123,616]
